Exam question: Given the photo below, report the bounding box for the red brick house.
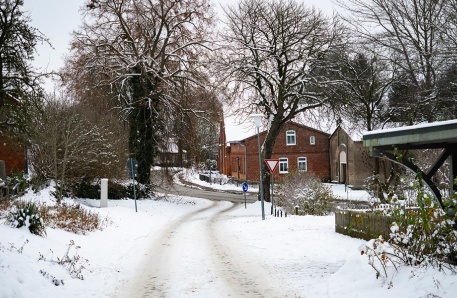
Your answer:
[220,121,330,182]
[0,129,26,177]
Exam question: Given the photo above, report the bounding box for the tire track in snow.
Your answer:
[125,201,221,297]
[206,203,282,297]
[122,200,281,297]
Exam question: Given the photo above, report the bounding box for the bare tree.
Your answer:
[67,0,215,184]
[336,0,453,123]
[29,92,122,202]
[169,79,223,167]
[217,0,344,201]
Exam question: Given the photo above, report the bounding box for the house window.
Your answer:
[286,130,296,145]
[310,136,315,145]
[279,158,288,173]
[298,157,307,171]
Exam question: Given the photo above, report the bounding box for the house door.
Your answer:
[340,163,347,184]
[339,151,347,184]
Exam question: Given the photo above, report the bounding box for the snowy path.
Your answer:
[119,201,282,297]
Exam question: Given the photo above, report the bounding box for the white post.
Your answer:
[100,178,108,208]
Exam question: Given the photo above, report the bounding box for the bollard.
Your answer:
[295,206,299,215]
[285,212,287,218]
[280,210,283,217]
[100,178,108,208]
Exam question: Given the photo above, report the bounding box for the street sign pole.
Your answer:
[271,173,275,215]
[127,158,138,212]
[264,159,280,215]
[130,158,138,212]
[242,182,248,209]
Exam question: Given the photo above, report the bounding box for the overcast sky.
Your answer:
[23,0,336,76]
[22,0,337,141]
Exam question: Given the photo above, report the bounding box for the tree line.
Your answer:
[1,0,457,200]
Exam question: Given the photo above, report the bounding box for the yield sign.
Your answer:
[264,159,280,173]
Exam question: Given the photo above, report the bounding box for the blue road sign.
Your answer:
[127,158,138,178]
[242,182,249,193]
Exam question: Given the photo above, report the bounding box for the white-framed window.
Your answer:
[310,135,315,145]
[298,157,307,171]
[286,130,296,145]
[279,157,288,173]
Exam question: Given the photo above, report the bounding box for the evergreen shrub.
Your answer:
[7,201,46,237]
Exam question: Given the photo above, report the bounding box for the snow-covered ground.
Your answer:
[180,168,374,202]
[1,178,456,297]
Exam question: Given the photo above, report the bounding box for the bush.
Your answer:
[360,176,457,282]
[4,199,106,236]
[387,179,457,268]
[276,171,336,215]
[41,203,106,235]
[6,171,28,195]
[72,179,151,200]
[7,201,46,237]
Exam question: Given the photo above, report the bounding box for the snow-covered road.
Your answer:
[112,199,364,298]
[118,201,283,297]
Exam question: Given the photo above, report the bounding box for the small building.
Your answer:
[221,121,330,182]
[329,125,390,188]
[155,138,187,167]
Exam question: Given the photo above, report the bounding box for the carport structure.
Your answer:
[363,120,457,209]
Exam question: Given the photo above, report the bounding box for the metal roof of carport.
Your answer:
[363,119,457,209]
[363,119,457,151]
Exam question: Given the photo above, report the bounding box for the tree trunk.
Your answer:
[129,102,156,185]
[259,120,283,203]
[128,71,161,185]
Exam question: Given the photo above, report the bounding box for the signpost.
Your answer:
[242,181,249,208]
[264,159,279,215]
[127,158,138,212]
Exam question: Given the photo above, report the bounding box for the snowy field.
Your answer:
[0,180,456,297]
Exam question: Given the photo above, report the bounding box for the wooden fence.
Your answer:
[335,209,394,241]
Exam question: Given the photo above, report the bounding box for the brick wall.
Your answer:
[0,133,26,176]
[229,122,330,182]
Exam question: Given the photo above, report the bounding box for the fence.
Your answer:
[335,209,394,241]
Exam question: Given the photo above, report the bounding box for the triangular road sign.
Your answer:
[265,159,280,173]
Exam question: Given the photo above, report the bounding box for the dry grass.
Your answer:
[40,203,108,235]
[1,199,108,235]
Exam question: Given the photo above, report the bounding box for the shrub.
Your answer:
[360,175,457,282]
[72,179,151,200]
[7,201,46,237]
[6,171,28,195]
[387,179,457,268]
[276,171,336,215]
[41,203,107,235]
[4,199,106,236]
